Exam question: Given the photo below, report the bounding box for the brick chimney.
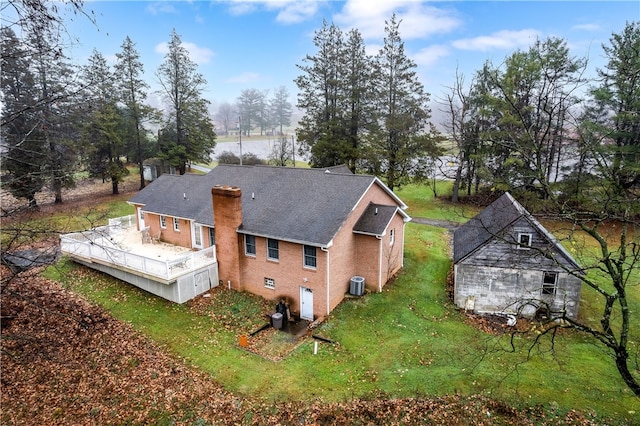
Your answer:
[212,185,243,290]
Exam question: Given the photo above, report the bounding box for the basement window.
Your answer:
[542,272,558,295]
[264,277,275,289]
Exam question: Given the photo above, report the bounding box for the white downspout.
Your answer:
[376,235,383,292]
[321,246,330,316]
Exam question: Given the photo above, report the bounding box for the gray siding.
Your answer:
[459,218,576,270]
[454,264,581,320]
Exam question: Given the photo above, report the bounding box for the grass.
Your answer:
[40,183,640,423]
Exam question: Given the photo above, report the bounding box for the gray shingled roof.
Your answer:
[453,192,581,270]
[353,203,400,236]
[129,164,407,247]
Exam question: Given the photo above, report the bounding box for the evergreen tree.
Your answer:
[295,20,351,168]
[0,27,46,207]
[237,88,266,136]
[156,29,216,174]
[81,49,128,194]
[27,23,81,204]
[269,86,292,135]
[368,14,440,190]
[115,36,158,190]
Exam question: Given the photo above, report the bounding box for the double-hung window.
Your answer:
[542,272,558,295]
[390,228,395,246]
[267,239,279,261]
[173,217,180,232]
[160,215,167,229]
[245,235,256,256]
[303,245,317,269]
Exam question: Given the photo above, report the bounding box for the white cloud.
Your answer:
[572,23,600,32]
[452,29,541,52]
[155,41,215,65]
[412,44,449,69]
[146,2,178,16]
[226,71,262,84]
[222,0,317,22]
[334,0,461,40]
[275,1,319,24]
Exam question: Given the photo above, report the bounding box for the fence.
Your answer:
[60,216,216,281]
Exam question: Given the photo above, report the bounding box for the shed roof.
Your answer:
[453,192,581,270]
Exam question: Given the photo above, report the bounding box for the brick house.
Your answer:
[128,164,411,320]
[452,192,583,320]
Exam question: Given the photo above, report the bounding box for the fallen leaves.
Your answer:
[1,266,601,425]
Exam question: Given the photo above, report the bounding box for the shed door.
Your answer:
[300,287,313,321]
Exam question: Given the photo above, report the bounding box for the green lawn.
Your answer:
[43,183,639,423]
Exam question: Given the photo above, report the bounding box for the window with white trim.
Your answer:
[160,215,167,228]
[245,235,256,256]
[390,228,395,246]
[267,238,279,261]
[264,277,275,289]
[303,245,317,269]
[208,228,215,247]
[542,272,558,295]
[517,233,532,249]
[173,217,180,232]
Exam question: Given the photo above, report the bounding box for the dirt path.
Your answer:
[411,217,460,230]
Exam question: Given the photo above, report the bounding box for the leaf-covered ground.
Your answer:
[1,267,600,425]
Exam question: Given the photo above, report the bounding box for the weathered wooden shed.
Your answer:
[452,192,583,320]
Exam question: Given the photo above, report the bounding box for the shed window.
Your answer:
[517,233,532,249]
[303,245,317,269]
[267,239,279,261]
[245,235,256,256]
[542,272,558,295]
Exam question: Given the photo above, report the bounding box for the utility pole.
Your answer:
[291,135,295,167]
[238,115,243,166]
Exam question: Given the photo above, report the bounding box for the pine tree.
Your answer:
[369,14,439,190]
[0,27,46,207]
[115,36,157,190]
[81,49,128,194]
[156,29,216,174]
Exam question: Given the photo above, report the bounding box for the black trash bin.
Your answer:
[271,312,283,329]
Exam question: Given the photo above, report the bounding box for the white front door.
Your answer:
[138,207,145,229]
[300,287,313,321]
[192,223,203,249]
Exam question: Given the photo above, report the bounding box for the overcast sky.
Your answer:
[59,0,639,125]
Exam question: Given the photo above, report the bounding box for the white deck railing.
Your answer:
[60,216,216,281]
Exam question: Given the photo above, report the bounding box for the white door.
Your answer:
[138,207,145,229]
[300,287,313,320]
[192,223,203,249]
